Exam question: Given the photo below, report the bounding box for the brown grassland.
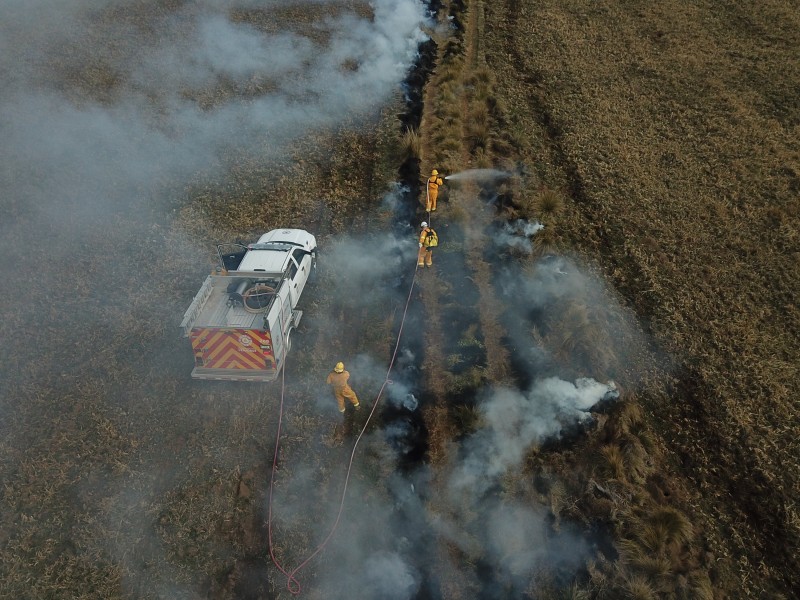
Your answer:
[0,0,798,599]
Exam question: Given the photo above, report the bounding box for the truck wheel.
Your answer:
[285,329,293,352]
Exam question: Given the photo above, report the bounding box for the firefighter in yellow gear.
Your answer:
[417,221,437,268]
[426,169,444,212]
[326,362,360,414]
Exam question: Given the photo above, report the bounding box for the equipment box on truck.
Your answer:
[180,229,317,381]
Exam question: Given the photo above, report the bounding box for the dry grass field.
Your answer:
[0,0,797,599]
[478,0,799,597]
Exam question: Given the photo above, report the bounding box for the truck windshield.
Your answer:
[247,243,294,251]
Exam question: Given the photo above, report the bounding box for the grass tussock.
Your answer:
[622,575,658,600]
[600,444,626,480]
[532,224,559,257]
[648,507,694,547]
[545,300,617,375]
[452,404,482,436]
[534,187,565,217]
[401,128,421,159]
[629,555,673,581]
[470,66,494,86]
[465,108,493,157]
[685,570,715,600]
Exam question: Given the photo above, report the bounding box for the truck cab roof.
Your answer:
[236,229,316,273]
[256,229,316,250]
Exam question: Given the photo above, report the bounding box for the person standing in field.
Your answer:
[426,169,444,212]
[417,221,438,268]
[326,362,360,415]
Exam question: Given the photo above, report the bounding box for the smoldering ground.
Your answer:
[449,378,619,499]
[294,214,633,597]
[494,219,545,255]
[491,250,652,383]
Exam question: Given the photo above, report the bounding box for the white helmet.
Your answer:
[421,221,428,228]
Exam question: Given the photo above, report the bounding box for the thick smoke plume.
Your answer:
[451,377,618,498]
[0,0,428,227]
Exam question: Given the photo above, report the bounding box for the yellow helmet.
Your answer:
[431,169,439,176]
[334,362,344,373]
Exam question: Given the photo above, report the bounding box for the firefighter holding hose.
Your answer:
[326,362,360,415]
[426,169,444,212]
[417,221,438,268]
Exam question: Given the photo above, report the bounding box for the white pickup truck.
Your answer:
[180,229,317,381]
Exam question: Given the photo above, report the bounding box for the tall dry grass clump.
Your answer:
[535,187,565,218]
[618,433,649,484]
[622,575,658,600]
[629,555,672,581]
[616,401,644,434]
[685,571,715,600]
[600,444,626,480]
[532,224,559,257]
[648,507,694,548]
[473,147,492,169]
[470,65,493,86]
[401,128,421,159]
[452,404,482,436]
[561,583,591,600]
[466,120,490,152]
[545,300,616,375]
[620,506,694,559]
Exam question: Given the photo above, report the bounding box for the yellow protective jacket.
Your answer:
[419,227,437,248]
[427,175,443,193]
[326,370,351,391]
[326,370,359,412]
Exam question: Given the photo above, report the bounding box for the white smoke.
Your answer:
[360,552,420,600]
[495,219,544,253]
[485,503,551,575]
[483,501,589,591]
[451,377,618,497]
[323,232,417,308]
[0,0,429,224]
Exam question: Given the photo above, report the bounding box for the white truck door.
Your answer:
[289,248,313,306]
[271,292,294,371]
[268,301,284,364]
